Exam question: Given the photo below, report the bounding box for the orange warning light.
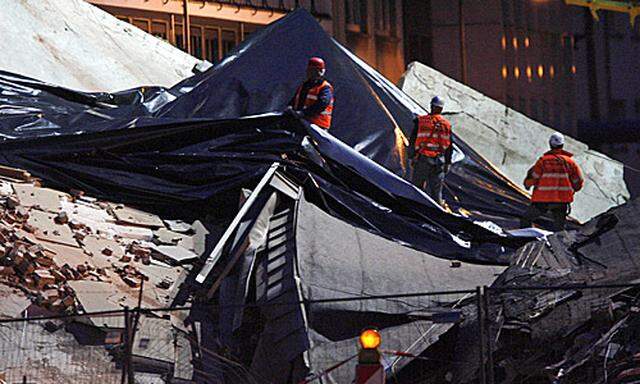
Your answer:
[359,329,381,349]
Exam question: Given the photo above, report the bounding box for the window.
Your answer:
[190,26,203,59]
[204,28,220,63]
[132,18,150,33]
[151,21,168,41]
[345,0,368,33]
[222,30,237,57]
[175,24,184,50]
[375,0,396,35]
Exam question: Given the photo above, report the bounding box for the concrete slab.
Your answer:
[0,0,200,92]
[399,62,630,222]
[27,209,79,248]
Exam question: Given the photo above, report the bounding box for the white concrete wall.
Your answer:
[0,0,200,92]
[400,61,629,223]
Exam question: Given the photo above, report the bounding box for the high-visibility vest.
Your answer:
[524,149,584,203]
[293,80,334,129]
[414,114,452,157]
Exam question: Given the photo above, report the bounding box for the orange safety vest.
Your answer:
[524,149,584,203]
[293,80,334,129]
[414,114,452,157]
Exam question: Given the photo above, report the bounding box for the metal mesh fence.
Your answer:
[0,320,120,384]
[1,283,639,384]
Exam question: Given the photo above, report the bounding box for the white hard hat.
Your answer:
[549,132,565,147]
[430,96,445,108]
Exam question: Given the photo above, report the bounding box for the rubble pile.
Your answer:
[394,199,640,384]
[0,168,199,316]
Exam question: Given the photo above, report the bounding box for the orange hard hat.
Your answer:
[308,57,325,70]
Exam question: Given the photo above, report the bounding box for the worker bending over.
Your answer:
[522,133,584,231]
[410,96,453,206]
[290,57,334,130]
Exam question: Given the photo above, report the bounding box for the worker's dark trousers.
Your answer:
[412,155,446,205]
[520,202,569,231]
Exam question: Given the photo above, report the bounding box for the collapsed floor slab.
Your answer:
[0,0,200,92]
[399,62,629,223]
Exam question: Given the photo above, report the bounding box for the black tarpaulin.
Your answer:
[0,9,553,263]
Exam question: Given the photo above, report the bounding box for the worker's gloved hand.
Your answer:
[284,106,303,119]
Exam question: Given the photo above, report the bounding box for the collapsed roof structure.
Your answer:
[391,199,640,384]
[0,4,635,384]
[0,0,201,92]
[399,63,630,223]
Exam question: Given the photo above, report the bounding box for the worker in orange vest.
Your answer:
[521,133,584,231]
[410,96,453,206]
[290,57,334,129]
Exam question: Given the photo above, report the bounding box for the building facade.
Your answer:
[404,0,580,136]
[403,0,640,196]
[87,0,405,82]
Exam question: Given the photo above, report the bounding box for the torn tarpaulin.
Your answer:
[0,8,542,231]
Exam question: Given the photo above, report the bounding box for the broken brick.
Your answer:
[5,196,19,209]
[62,295,75,308]
[50,269,66,282]
[54,212,69,224]
[102,247,113,256]
[41,289,59,303]
[34,270,55,288]
[119,255,131,263]
[36,256,55,267]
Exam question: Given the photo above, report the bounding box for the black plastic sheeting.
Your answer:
[0,9,551,262]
